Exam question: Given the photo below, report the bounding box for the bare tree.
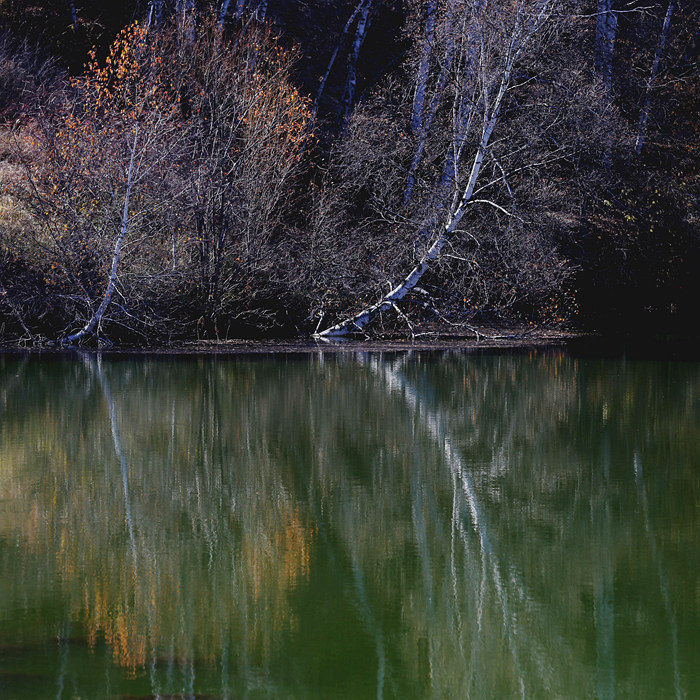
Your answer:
[160,21,312,337]
[315,0,578,337]
[15,22,188,345]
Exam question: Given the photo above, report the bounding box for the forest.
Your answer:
[0,0,698,345]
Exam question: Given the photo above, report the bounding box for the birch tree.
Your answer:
[17,22,187,344]
[634,0,675,156]
[404,0,450,205]
[314,0,578,337]
[341,0,378,123]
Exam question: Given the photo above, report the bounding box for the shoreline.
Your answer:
[0,328,585,355]
[2,330,699,360]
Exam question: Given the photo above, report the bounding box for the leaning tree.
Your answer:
[312,0,600,337]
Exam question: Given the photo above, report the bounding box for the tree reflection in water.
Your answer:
[0,350,698,698]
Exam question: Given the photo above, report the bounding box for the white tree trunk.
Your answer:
[635,0,675,156]
[313,0,367,121]
[343,0,375,123]
[318,77,507,337]
[147,0,164,28]
[411,0,437,134]
[404,0,456,206]
[63,127,139,345]
[317,0,552,338]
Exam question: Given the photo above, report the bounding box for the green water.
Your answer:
[0,349,698,699]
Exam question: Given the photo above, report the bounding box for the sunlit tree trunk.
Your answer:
[63,127,139,346]
[317,0,554,337]
[404,0,455,206]
[313,0,368,120]
[411,0,437,134]
[148,0,164,27]
[342,0,376,124]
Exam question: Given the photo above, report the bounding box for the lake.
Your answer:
[0,347,698,698]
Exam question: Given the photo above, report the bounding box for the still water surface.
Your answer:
[0,349,698,699]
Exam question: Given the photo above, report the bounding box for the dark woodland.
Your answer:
[0,0,698,344]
